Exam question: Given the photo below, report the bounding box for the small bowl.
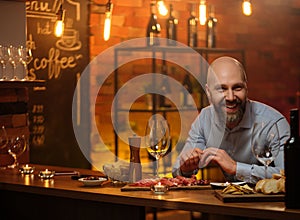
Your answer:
[150,183,169,194]
[78,177,108,186]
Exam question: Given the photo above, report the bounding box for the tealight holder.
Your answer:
[38,169,55,179]
[150,182,169,194]
[19,164,35,175]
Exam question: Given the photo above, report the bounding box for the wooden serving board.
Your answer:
[214,190,284,203]
[121,184,211,192]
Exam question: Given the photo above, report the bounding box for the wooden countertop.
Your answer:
[1,164,300,219]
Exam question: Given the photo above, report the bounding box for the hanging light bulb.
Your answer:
[103,0,113,41]
[157,0,168,16]
[54,3,65,37]
[242,0,252,16]
[199,0,207,25]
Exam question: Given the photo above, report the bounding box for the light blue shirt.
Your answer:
[172,100,290,184]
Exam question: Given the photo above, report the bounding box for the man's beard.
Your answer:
[226,107,244,124]
[225,99,246,126]
[213,99,246,128]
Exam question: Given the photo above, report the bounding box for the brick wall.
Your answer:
[89,0,300,159]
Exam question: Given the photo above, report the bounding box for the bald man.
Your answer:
[172,56,290,184]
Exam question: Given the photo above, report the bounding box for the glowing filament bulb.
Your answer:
[104,12,111,41]
[157,0,168,16]
[199,0,207,25]
[242,0,252,16]
[54,20,64,37]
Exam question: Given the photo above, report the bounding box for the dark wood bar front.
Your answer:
[1,164,300,220]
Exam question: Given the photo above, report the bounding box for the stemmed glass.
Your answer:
[7,135,27,169]
[251,122,281,178]
[0,45,9,80]
[145,114,170,178]
[7,45,21,80]
[0,126,8,169]
[0,126,8,150]
[18,46,33,81]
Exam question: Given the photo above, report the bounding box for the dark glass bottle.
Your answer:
[284,108,300,208]
[206,5,217,48]
[166,4,177,46]
[187,4,198,47]
[146,2,161,46]
[181,68,193,107]
[159,62,171,108]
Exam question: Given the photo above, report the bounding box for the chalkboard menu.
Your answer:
[26,0,91,168]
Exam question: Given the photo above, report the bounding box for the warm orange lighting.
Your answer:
[54,4,65,37]
[242,0,252,16]
[104,13,111,41]
[199,0,207,25]
[103,0,113,41]
[157,0,168,16]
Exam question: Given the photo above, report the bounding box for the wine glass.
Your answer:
[251,122,281,178]
[145,114,170,178]
[7,45,21,80]
[0,45,9,80]
[0,126,8,169]
[0,126,8,150]
[7,135,27,169]
[18,46,33,81]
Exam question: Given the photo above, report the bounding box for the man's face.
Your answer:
[206,62,248,128]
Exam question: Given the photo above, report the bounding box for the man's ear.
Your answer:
[205,84,212,102]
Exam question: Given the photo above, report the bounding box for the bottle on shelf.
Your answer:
[187,3,198,48]
[284,108,300,209]
[146,1,161,46]
[180,67,194,107]
[159,62,171,108]
[206,5,217,48]
[166,4,178,46]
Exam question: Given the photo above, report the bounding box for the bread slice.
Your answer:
[255,179,266,193]
[261,179,279,194]
[276,178,285,193]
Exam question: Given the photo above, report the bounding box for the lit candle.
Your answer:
[38,169,54,179]
[151,182,169,194]
[19,164,35,174]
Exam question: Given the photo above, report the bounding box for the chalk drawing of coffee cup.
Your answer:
[56,28,82,51]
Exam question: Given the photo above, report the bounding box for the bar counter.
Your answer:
[1,164,300,220]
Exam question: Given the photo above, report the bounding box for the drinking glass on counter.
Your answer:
[7,135,27,169]
[0,126,8,150]
[145,114,170,178]
[251,122,280,178]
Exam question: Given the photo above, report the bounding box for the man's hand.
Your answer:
[179,148,203,174]
[200,147,237,175]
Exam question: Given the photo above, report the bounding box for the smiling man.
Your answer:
[172,56,290,184]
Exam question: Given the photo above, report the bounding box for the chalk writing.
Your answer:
[29,47,83,80]
[31,104,45,146]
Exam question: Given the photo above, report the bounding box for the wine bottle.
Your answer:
[187,4,198,47]
[166,4,177,46]
[284,108,300,209]
[159,62,171,108]
[181,67,193,107]
[146,1,161,46]
[206,5,217,48]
